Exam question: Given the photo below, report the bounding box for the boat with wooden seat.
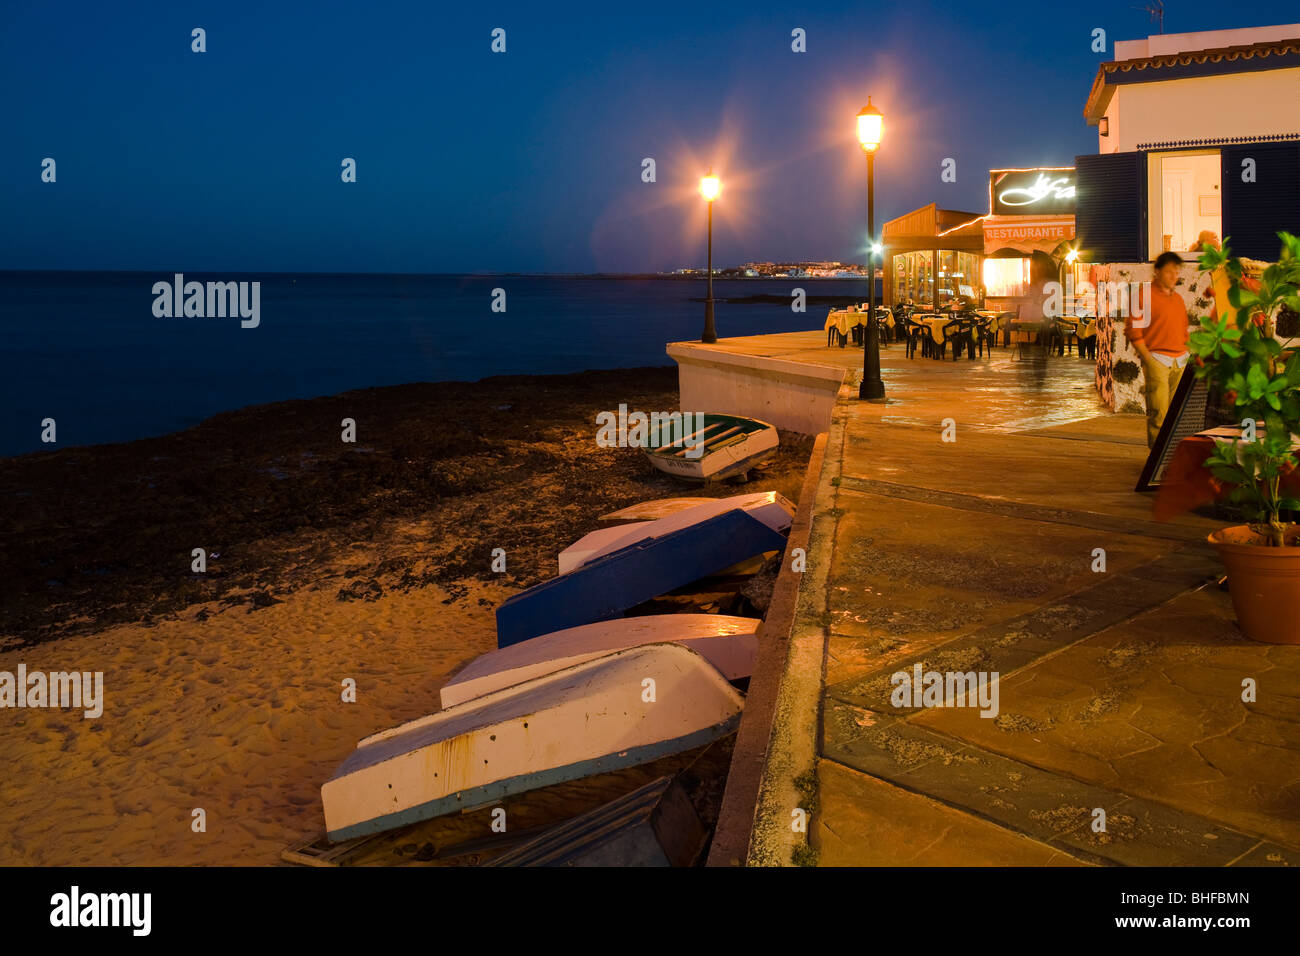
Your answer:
[643,413,778,482]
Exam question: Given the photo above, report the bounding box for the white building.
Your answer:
[1078,23,1300,262]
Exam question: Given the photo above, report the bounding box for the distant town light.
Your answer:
[857,98,883,153]
[700,172,721,202]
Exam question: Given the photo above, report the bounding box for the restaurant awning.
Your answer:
[983,215,1075,256]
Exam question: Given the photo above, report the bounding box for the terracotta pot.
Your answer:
[1208,525,1300,644]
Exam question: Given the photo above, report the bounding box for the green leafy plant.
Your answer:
[1188,233,1300,546]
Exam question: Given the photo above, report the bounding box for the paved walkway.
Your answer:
[725,332,1300,867]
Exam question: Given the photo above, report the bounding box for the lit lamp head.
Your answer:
[857,98,883,153]
[1065,248,1079,263]
[700,171,720,202]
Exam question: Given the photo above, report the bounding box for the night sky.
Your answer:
[3,1,1296,274]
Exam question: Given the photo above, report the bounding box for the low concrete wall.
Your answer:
[707,431,829,867]
[667,342,848,436]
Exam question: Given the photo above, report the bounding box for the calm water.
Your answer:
[0,272,872,457]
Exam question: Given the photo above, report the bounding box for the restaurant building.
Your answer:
[981,166,1080,321]
[1076,23,1300,263]
[881,203,984,309]
[880,171,1082,321]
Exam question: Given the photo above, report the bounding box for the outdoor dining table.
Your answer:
[915,314,951,346]
[825,307,891,346]
[824,309,863,347]
[1049,315,1099,356]
[967,309,1011,345]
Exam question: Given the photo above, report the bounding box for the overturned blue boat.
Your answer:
[495,496,791,648]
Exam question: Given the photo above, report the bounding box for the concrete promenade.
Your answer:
[705,331,1300,867]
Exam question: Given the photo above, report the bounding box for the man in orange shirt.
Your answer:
[1126,252,1191,447]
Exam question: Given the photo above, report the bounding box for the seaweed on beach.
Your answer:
[0,367,814,645]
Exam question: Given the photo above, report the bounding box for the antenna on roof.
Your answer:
[1133,0,1165,34]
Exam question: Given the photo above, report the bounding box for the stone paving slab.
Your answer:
[826,552,1223,714]
[1230,842,1300,866]
[838,475,1216,544]
[816,758,1085,867]
[914,587,1300,850]
[822,700,1268,867]
[820,489,1217,699]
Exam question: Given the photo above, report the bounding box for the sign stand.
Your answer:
[1135,371,1232,491]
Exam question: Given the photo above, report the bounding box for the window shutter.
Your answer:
[1075,151,1147,262]
[1222,143,1300,260]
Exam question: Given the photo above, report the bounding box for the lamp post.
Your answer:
[700,171,721,343]
[857,99,885,401]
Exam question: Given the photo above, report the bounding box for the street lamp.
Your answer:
[857,98,885,401]
[700,171,721,343]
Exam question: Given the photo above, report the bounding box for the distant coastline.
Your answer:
[1,269,872,280]
[2,272,869,457]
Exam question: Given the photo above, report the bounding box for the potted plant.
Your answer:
[1188,232,1300,643]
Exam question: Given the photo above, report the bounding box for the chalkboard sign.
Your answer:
[1135,371,1233,491]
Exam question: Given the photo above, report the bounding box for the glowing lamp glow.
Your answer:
[700,173,720,202]
[856,99,883,153]
[1066,248,1079,263]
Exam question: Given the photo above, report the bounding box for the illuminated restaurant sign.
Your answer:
[990,168,1076,216]
[984,220,1073,243]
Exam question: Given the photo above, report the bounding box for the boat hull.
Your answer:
[599,497,712,523]
[321,643,744,842]
[495,507,787,647]
[560,491,793,574]
[558,521,653,574]
[441,613,759,708]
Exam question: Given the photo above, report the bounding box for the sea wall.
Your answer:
[666,342,847,435]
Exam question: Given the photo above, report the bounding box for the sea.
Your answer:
[0,272,876,458]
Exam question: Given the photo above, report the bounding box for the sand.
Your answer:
[0,577,511,865]
[0,367,813,864]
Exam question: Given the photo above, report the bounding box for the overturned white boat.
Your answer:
[440,613,759,709]
[321,643,744,843]
[599,497,712,523]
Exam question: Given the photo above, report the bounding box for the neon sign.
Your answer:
[999,174,1074,206]
[990,169,1076,216]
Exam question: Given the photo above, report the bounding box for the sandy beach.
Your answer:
[0,367,812,865]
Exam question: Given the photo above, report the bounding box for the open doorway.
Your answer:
[1148,150,1222,259]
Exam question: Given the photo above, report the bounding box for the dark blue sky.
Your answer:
[3,2,1295,274]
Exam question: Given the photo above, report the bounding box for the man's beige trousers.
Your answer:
[1142,356,1186,447]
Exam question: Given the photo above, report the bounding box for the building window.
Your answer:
[983,257,1031,297]
[935,250,983,305]
[952,251,981,302]
[1148,149,1222,260]
[1068,260,1096,315]
[892,251,934,306]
